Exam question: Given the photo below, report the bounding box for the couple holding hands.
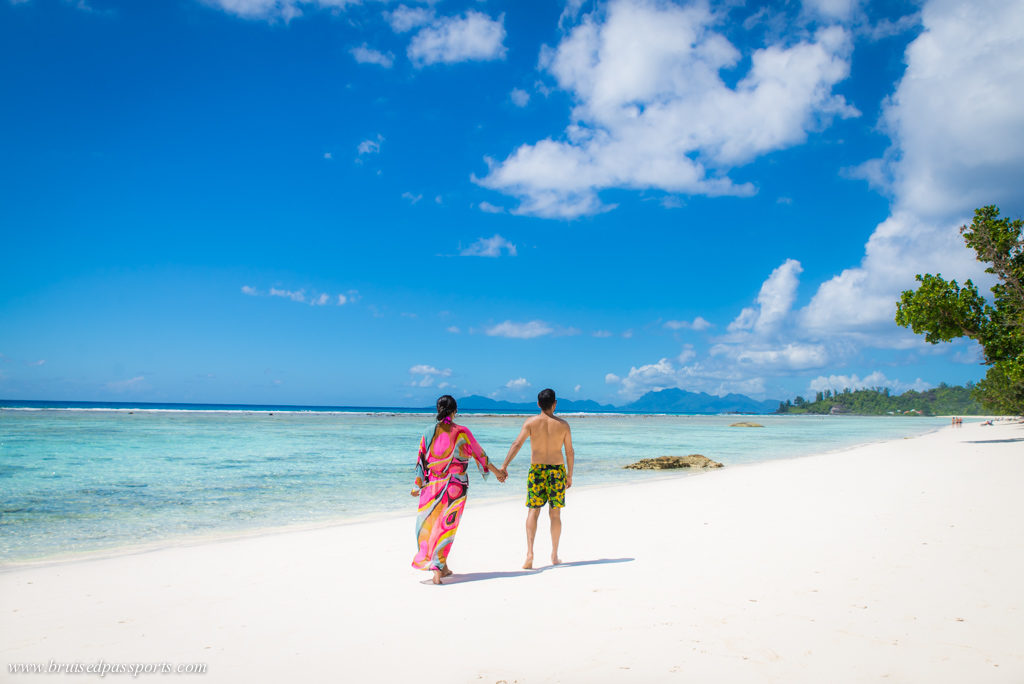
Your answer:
[411,389,575,585]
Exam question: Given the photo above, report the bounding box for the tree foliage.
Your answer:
[895,206,1024,414]
[776,383,983,416]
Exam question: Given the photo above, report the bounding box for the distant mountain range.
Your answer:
[457,388,780,414]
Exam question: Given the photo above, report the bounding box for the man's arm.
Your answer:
[501,422,530,471]
[563,424,574,488]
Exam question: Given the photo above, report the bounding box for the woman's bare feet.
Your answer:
[431,569,443,585]
[551,555,562,565]
[522,553,534,570]
[440,567,453,578]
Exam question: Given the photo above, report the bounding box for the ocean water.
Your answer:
[0,408,955,563]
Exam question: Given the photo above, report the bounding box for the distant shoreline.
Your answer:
[0,398,966,417]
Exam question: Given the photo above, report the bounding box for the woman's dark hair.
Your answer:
[435,395,457,423]
[537,388,556,411]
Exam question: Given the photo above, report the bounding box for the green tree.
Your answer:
[895,206,1024,414]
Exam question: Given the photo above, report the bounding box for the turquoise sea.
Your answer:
[0,404,956,564]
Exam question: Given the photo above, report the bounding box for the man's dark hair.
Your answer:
[537,388,556,411]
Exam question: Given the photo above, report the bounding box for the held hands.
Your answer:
[495,467,508,483]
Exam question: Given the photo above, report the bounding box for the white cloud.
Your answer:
[664,316,712,331]
[402,192,423,204]
[28,359,45,366]
[593,330,613,338]
[350,44,394,68]
[799,0,1024,342]
[446,326,460,334]
[460,234,517,257]
[408,11,507,67]
[510,88,530,107]
[574,384,582,392]
[808,372,931,395]
[722,343,829,370]
[323,152,332,160]
[604,373,621,384]
[387,4,434,32]
[247,285,352,306]
[409,364,452,388]
[410,364,450,376]
[505,377,530,390]
[357,135,383,155]
[728,259,803,335]
[486,320,553,339]
[801,0,863,22]
[478,201,505,214]
[270,287,306,303]
[477,0,857,217]
[876,0,1024,221]
[203,0,364,22]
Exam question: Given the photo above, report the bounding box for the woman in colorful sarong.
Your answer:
[412,395,506,584]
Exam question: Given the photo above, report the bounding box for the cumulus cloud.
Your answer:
[409,364,452,388]
[505,377,530,390]
[510,88,530,107]
[477,201,505,214]
[664,316,712,331]
[357,135,384,155]
[350,44,394,68]
[245,285,353,307]
[801,0,863,22]
[387,4,434,32]
[202,0,360,22]
[408,11,507,67]
[485,320,553,339]
[728,259,803,335]
[477,0,857,217]
[270,287,306,303]
[460,234,517,257]
[718,342,828,370]
[800,0,1024,340]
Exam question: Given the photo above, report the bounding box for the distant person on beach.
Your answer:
[499,388,575,570]
[411,395,506,585]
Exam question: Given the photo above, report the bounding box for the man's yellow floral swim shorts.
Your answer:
[526,464,566,508]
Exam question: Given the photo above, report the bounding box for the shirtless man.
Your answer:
[499,388,575,569]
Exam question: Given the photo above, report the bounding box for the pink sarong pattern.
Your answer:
[411,424,489,571]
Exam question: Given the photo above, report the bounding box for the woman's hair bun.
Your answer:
[435,394,457,423]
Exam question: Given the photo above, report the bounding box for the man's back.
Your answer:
[525,412,570,465]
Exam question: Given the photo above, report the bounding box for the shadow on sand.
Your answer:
[964,437,1024,443]
[421,557,635,586]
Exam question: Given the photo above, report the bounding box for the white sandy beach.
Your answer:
[2,420,1022,683]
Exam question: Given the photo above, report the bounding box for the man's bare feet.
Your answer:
[551,555,562,565]
[522,554,534,570]
[431,570,443,585]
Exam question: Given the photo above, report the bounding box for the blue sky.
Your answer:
[2,0,1023,407]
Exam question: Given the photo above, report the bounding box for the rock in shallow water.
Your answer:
[624,455,723,470]
[729,422,764,427]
